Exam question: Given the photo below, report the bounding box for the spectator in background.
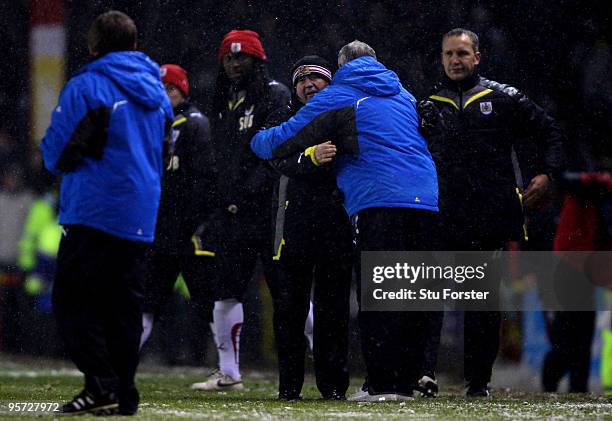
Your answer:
[16,182,63,357]
[0,163,34,355]
[190,29,290,392]
[0,129,20,171]
[418,28,564,397]
[139,64,217,359]
[40,10,172,415]
[0,163,33,272]
[252,40,439,401]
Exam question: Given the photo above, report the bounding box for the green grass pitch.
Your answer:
[2,359,612,420]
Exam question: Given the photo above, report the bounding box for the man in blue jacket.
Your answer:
[40,11,173,416]
[251,40,438,401]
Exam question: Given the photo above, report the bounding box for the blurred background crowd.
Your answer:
[0,0,610,390]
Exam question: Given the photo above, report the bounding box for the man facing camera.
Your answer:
[264,55,352,400]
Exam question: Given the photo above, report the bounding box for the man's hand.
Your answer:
[417,100,439,137]
[313,141,336,164]
[523,174,550,212]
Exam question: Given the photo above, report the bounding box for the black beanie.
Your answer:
[290,55,333,86]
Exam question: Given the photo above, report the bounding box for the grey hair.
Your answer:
[337,40,377,67]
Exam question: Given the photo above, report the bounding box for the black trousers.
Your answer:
[354,207,435,395]
[213,213,274,301]
[542,311,595,392]
[421,311,444,378]
[268,210,352,398]
[52,225,146,412]
[420,311,502,387]
[464,311,502,386]
[425,220,504,387]
[143,247,216,323]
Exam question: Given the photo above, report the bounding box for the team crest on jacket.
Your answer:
[480,101,493,115]
[239,105,255,131]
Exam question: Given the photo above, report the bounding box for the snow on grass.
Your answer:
[2,358,612,420]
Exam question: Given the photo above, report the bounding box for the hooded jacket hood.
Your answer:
[81,51,167,110]
[332,56,400,97]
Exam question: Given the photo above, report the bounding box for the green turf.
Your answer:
[1,359,612,420]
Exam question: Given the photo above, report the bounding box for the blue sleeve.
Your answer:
[250,90,337,160]
[40,78,90,175]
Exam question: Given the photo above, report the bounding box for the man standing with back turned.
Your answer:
[252,41,439,401]
[40,11,173,415]
[418,28,563,397]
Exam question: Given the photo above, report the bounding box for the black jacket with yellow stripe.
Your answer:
[420,73,564,243]
[154,101,216,255]
[264,99,350,262]
[211,81,290,237]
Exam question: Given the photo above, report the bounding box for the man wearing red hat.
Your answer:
[139,64,217,361]
[191,29,290,391]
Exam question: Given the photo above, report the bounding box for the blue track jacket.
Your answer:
[251,56,438,217]
[40,51,173,242]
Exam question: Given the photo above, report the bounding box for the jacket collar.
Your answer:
[173,101,191,116]
[442,71,480,92]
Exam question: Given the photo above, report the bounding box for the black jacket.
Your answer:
[420,73,564,242]
[264,99,348,260]
[211,80,290,232]
[153,101,215,254]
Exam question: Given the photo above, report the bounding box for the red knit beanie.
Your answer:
[160,64,189,97]
[218,29,267,62]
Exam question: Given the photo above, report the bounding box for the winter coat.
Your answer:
[40,51,173,243]
[211,79,290,235]
[154,102,215,254]
[264,100,350,261]
[420,73,564,242]
[251,56,438,217]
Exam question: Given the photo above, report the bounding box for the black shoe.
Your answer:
[118,386,139,415]
[417,375,438,398]
[60,389,118,415]
[278,392,301,401]
[322,391,346,400]
[466,384,490,397]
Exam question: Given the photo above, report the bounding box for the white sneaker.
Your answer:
[191,370,244,392]
[347,389,370,401]
[347,391,413,402]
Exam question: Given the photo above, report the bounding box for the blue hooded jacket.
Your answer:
[251,56,438,217]
[40,51,173,242]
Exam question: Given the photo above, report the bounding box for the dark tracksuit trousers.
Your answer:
[543,311,595,392]
[424,300,502,388]
[269,201,352,399]
[354,207,436,395]
[52,225,146,413]
[143,248,216,323]
[214,211,275,301]
[421,219,504,388]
